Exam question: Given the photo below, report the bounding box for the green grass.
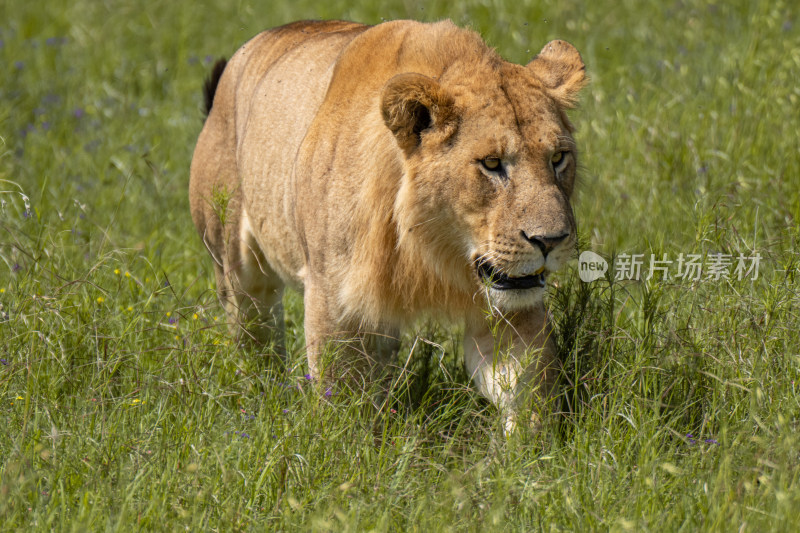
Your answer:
[2,0,800,530]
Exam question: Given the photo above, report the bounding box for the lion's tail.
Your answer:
[202,58,228,118]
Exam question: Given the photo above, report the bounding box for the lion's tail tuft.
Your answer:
[202,58,228,118]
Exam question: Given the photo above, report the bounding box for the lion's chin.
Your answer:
[484,286,546,311]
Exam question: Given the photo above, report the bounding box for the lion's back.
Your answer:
[190,21,369,288]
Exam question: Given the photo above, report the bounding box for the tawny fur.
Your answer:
[189,19,587,429]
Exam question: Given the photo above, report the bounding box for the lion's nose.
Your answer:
[520,230,570,257]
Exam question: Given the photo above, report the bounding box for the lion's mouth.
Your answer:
[477,261,546,290]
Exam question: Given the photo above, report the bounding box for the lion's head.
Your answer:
[381,39,586,312]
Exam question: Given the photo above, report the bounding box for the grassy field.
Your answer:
[2,0,799,530]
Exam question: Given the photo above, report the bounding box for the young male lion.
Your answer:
[190,19,586,430]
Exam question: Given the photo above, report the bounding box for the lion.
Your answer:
[189,19,586,430]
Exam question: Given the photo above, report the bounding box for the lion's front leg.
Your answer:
[463,306,558,433]
[303,285,398,390]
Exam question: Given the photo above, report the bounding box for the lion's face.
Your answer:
[383,44,585,312]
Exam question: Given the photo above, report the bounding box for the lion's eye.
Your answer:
[551,151,569,172]
[481,157,502,171]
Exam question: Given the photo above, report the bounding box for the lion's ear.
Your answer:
[381,73,456,154]
[528,40,586,108]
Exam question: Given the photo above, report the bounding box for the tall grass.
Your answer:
[1,0,799,530]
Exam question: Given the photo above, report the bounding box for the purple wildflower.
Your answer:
[304,373,313,381]
[0,359,8,366]
[15,61,24,70]
[168,316,177,325]
[12,263,21,272]
[324,388,333,398]
[20,124,36,138]
[686,433,719,446]
[204,55,214,64]
[282,409,289,414]
[73,108,85,119]
[41,121,51,131]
